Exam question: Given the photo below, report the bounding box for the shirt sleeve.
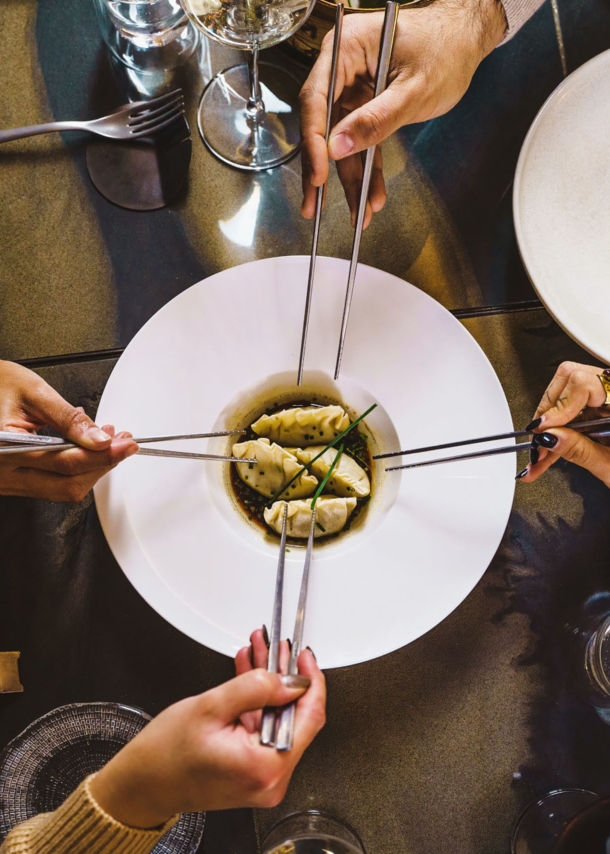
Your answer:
[499,0,547,43]
[0,775,178,854]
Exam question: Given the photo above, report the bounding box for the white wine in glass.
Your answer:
[182,0,317,170]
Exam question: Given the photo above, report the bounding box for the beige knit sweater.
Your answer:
[501,0,546,41]
[0,776,177,854]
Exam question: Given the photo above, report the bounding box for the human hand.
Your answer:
[300,0,507,227]
[518,362,610,487]
[90,632,326,828]
[0,360,137,501]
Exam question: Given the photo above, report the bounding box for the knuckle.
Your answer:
[563,435,591,466]
[64,481,87,503]
[67,407,90,435]
[559,361,578,377]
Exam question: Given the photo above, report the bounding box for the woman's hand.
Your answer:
[519,362,610,487]
[0,360,137,501]
[300,0,507,227]
[90,631,326,828]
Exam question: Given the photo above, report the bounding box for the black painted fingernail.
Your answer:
[287,638,292,653]
[248,645,254,667]
[515,467,529,480]
[537,432,558,449]
[261,625,270,648]
[525,417,542,431]
[306,645,317,662]
[530,446,539,466]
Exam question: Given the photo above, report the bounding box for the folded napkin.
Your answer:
[0,652,23,693]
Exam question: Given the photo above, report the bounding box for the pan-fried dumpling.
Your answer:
[232,438,318,499]
[288,446,370,498]
[251,405,350,447]
[264,496,357,538]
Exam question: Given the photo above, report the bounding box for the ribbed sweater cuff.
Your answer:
[499,0,547,43]
[1,775,178,854]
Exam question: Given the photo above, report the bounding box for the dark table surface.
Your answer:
[1,1,610,852]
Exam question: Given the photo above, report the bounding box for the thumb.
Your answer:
[328,81,414,160]
[542,428,610,487]
[208,669,310,724]
[31,386,112,449]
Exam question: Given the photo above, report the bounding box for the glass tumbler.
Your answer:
[262,812,365,854]
[93,0,200,73]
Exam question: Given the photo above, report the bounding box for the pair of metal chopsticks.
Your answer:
[297,0,400,385]
[0,430,257,464]
[261,504,316,751]
[374,417,610,472]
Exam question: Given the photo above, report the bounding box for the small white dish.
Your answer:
[94,256,515,668]
[514,48,610,365]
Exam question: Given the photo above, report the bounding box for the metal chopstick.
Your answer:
[275,505,317,751]
[136,448,256,463]
[333,0,400,381]
[386,429,610,471]
[260,504,289,747]
[0,430,246,456]
[297,2,344,387]
[375,417,610,461]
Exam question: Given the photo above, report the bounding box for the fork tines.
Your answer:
[128,89,185,138]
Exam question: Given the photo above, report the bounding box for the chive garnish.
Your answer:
[311,445,343,509]
[269,403,377,505]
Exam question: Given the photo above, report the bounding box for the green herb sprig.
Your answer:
[311,445,343,509]
[268,403,377,505]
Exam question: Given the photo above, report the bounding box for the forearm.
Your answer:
[0,775,177,854]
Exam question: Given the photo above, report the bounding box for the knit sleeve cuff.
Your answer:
[1,774,178,854]
[498,0,547,44]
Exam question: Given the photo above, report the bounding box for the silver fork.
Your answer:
[0,89,185,144]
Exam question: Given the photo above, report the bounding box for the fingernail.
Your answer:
[262,625,270,648]
[306,646,317,662]
[329,131,354,159]
[530,446,540,466]
[287,638,292,653]
[87,426,111,442]
[537,432,558,449]
[525,417,543,431]
[248,645,254,667]
[515,467,529,480]
[280,674,311,690]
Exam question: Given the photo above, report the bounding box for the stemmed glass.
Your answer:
[181,0,318,170]
[262,812,365,854]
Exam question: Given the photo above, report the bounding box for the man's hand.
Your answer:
[300,0,507,227]
[90,633,326,827]
[0,360,137,501]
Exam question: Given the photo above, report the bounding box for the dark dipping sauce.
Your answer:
[229,400,373,545]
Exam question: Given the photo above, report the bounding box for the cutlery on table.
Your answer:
[275,506,317,751]
[297,2,344,386]
[260,504,289,747]
[0,429,257,464]
[334,0,400,381]
[0,90,185,144]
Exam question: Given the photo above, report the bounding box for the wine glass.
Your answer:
[262,811,365,854]
[181,0,317,170]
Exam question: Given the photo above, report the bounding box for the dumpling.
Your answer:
[251,405,350,447]
[264,497,357,538]
[288,446,370,498]
[232,438,318,499]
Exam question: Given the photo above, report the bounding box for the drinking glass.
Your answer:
[262,811,365,854]
[181,0,317,170]
[93,0,200,73]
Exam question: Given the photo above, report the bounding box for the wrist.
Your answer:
[90,757,176,830]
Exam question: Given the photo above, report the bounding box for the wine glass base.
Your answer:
[197,62,301,171]
[511,789,598,854]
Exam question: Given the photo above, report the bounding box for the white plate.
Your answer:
[514,49,610,365]
[94,256,514,668]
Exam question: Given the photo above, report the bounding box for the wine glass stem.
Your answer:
[246,45,264,118]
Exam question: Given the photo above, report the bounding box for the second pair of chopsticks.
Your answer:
[297,1,400,385]
[376,417,610,472]
[0,430,257,464]
[260,505,316,751]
